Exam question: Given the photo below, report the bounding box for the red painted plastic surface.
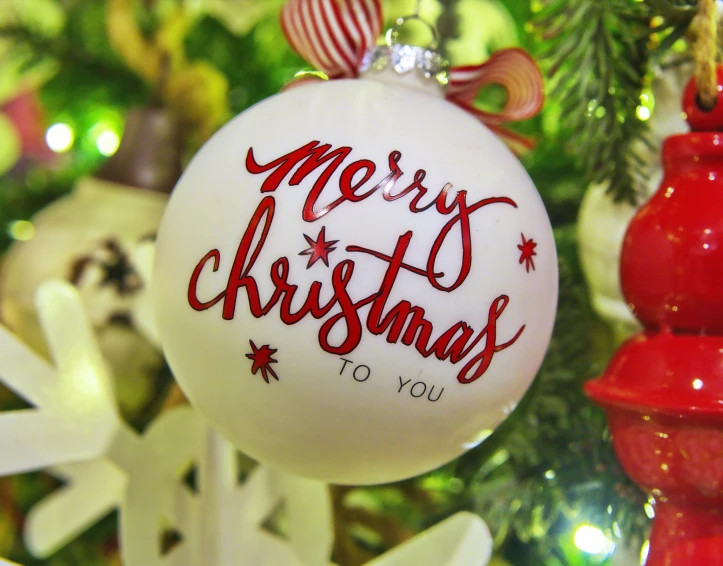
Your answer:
[586,333,723,566]
[683,68,723,132]
[621,132,723,333]
[587,74,723,566]
[585,332,723,416]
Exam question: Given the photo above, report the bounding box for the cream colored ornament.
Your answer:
[578,183,641,341]
[154,59,557,483]
[0,177,167,416]
[578,61,692,342]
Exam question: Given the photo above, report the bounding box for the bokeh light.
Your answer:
[636,106,651,121]
[8,220,36,242]
[574,524,614,556]
[641,539,650,564]
[637,89,654,122]
[45,123,74,153]
[96,129,121,156]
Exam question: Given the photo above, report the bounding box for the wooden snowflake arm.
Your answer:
[25,460,126,558]
[364,512,493,566]
[279,473,334,566]
[0,412,110,476]
[0,282,121,477]
[36,281,117,408]
[233,466,283,526]
[118,408,205,566]
[131,241,161,347]
[197,430,239,563]
[0,326,56,408]
[169,432,286,566]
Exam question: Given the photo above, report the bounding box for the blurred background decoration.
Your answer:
[0,0,705,564]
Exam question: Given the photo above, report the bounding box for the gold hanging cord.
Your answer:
[695,0,719,109]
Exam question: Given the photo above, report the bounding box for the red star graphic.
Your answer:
[299,226,339,268]
[518,233,538,272]
[246,340,279,383]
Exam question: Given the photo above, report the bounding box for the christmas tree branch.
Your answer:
[456,226,649,552]
[534,0,694,204]
[0,24,143,84]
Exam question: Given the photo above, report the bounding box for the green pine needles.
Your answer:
[456,226,650,561]
[534,0,695,204]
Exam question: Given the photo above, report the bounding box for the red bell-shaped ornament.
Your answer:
[620,90,723,333]
[587,69,723,566]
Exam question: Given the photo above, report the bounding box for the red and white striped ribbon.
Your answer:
[281,0,382,79]
[281,0,544,154]
[447,49,544,153]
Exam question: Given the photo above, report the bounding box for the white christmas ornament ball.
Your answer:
[153,77,558,485]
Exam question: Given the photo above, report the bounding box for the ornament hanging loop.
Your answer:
[694,0,719,110]
[386,14,440,51]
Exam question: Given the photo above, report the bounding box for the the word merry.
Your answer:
[246,140,517,292]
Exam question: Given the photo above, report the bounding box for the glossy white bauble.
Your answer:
[153,77,557,485]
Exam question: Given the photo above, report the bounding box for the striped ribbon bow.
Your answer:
[280,0,544,154]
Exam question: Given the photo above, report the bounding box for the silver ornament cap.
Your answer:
[358,16,449,95]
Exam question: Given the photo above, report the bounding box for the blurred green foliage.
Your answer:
[0,0,695,564]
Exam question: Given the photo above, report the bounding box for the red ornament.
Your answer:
[620,128,723,332]
[683,66,723,132]
[587,69,723,566]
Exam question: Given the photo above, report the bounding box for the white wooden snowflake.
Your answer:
[0,281,492,565]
